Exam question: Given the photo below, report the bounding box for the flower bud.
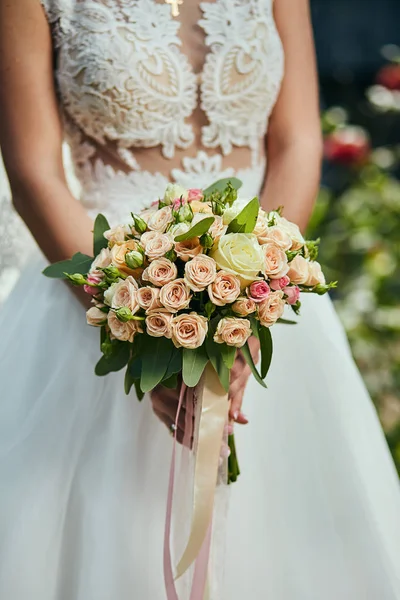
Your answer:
[131,213,147,235]
[200,232,214,249]
[165,248,178,262]
[211,200,225,216]
[175,202,194,223]
[102,266,128,282]
[115,307,135,322]
[125,250,144,269]
[66,273,87,286]
[220,182,237,206]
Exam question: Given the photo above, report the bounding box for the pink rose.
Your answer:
[232,297,257,317]
[145,233,174,261]
[213,317,252,348]
[175,238,204,262]
[159,279,192,313]
[142,258,178,287]
[107,311,142,342]
[208,270,241,306]
[184,255,217,292]
[187,188,204,203]
[247,280,270,303]
[283,286,300,305]
[262,243,289,280]
[145,309,174,338]
[84,272,103,296]
[137,287,162,311]
[258,290,285,327]
[269,275,290,291]
[171,313,208,349]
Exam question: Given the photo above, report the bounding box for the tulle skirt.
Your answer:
[1,255,400,599]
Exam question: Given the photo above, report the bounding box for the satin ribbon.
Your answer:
[164,363,229,599]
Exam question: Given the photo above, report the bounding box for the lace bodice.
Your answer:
[39,0,284,222]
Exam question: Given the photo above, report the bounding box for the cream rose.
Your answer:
[263,226,292,251]
[145,309,173,338]
[262,242,289,280]
[142,258,178,287]
[287,254,309,285]
[208,270,241,306]
[111,276,140,314]
[147,206,174,233]
[159,279,192,313]
[232,297,257,317]
[107,311,142,342]
[111,240,143,275]
[305,261,326,287]
[175,238,204,262]
[276,216,305,251]
[213,317,252,347]
[210,233,265,288]
[184,255,217,292]
[171,313,208,349]
[86,306,107,327]
[258,290,285,327]
[90,247,112,272]
[145,233,174,261]
[104,224,131,246]
[137,286,162,311]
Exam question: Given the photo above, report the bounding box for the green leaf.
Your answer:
[128,357,142,380]
[95,342,130,376]
[259,325,273,379]
[134,379,145,401]
[43,252,93,279]
[174,217,215,242]
[203,178,242,195]
[140,336,174,393]
[162,373,179,389]
[249,317,260,340]
[93,213,110,257]
[226,197,260,234]
[182,345,209,388]
[277,318,298,325]
[124,365,135,395]
[220,343,237,369]
[165,347,183,379]
[206,320,230,392]
[241,342,267,388]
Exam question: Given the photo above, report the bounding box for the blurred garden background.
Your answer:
[0,0,399,468]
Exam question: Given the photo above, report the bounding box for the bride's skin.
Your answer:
[0,0,321,427]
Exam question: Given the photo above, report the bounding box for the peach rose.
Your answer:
[159,279,192,313]
[111,276,140,314]
[209,215,227,242]
[145,309,174,338]
[253,211,271,245]
[145,233,174,261]
[90,247,112,272]
[147,206,174,233]
[263,226,292,251]
[305,261,326,287]
[111,240,142,275]
[142,258,178,287]
[190,200,213,214]
[232,297,257,316]
[184,255,217,292]
[140,230,159,250]
[86,306,107,327]
[258,290,285,327]
[287,254,309,285]
[276,216,305,251]
[262,243,289,279]
[175,238,204,262]
[104,224,131,246]
[107,311,142,342]
[213,317,252,348]
[208,270,241,306]
[171,313,208,349]
[137,286,162,311]
[139,208,157,225]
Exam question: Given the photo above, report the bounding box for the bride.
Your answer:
[1,0,400,598]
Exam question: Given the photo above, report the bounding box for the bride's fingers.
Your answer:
[229,370,251,423]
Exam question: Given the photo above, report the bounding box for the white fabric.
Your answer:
[1,0,400,598]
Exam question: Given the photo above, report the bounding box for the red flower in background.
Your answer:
[324,126,370,166]
[376,64,400,91]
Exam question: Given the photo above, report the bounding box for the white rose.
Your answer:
[210,233,265,288]
[147,206,174,233]
[164,183,188,205]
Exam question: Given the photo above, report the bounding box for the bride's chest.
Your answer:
[45,0,284,156]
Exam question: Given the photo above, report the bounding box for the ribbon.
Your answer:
[164,363,229,599]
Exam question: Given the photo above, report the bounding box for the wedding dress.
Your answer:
[1,1,400,598]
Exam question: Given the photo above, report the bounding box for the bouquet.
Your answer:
[43,178,335,596]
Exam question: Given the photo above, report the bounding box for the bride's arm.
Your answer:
[0,0,93,267]
[260,0,323,232]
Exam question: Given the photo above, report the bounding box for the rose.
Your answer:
[145,233,174,261]
[305,261,326,287]
[90,247,112,272]
[213,317,252,348]
[222,198,252,225]
[208,270,241,306]
[104,224,130,245]
[190,201,213,214]
[171,313,208,349]
[140,231,159,250]
[164,183,188,205]
[184,255,217,292]
[139,208,157,225]
[253,211,271,245]
[111,276,140,313]
[283,286,300,305]
[247,280,270,303]
[147,206,174,233]
[86,306,107,327]
[270,275,290,291]
[275,216,305,251]
[169,222,190,238]
[188,188,204,202]
[175,238,203,262]
[324,126,370,166]
[232,297,257,317]
[258,291,285,327]
[84,272,103,296]
[159,279,192,313]
[262,243,289,279]
[209,216,227,242]
[263,226,292,251]
[137,287,162,311]
[146,309,173,338]
[111,240,142,275]
[211,233,265,288]
[107,311,142,342]
[287,254,309,285]
[142,258,177,287]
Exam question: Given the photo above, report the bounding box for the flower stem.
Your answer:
[228,433,240,484]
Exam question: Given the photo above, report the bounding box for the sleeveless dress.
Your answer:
[1,1,400,598]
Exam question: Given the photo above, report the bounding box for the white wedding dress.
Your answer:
[1,1,400,598]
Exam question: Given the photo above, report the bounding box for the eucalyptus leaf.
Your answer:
[42,252,93,279]
[226,197,260,234]
[174,217,215,242]
[220,343,236,369]
[203,178,242,195]
[140,336,174,393]
[124,365,135,395]
[95,342,130,376]
[134,379,145,401]
[93,213,110,257]
[165,347,183,379]
[162,373,179,389]
[259,325,273,379]
[182,345,209,388]
[249,317,260,340]
[241,342,267,388]
[277,318,298,325]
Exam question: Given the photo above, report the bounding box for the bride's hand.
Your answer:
[229,336,260,425]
